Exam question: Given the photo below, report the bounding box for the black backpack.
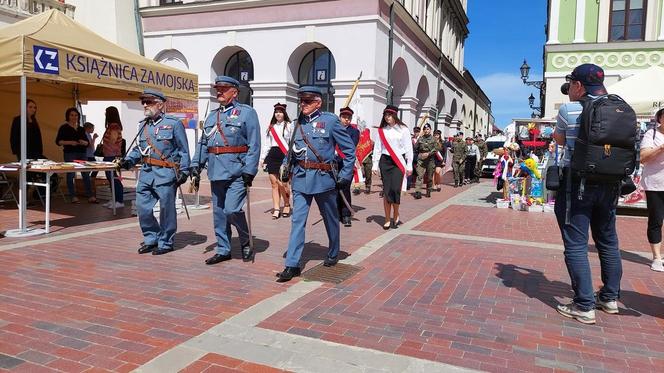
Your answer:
[571,94,638,182]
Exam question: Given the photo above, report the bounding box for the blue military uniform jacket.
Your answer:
[192,101,261,180]
[285,110,356,194]
[125,114,191,186]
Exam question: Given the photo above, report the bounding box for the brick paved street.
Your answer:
[0,174,662,372]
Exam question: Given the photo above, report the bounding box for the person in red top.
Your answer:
[101,106,124,209]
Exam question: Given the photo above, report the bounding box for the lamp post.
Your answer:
[520,59,545,117]
[528,92,542,117]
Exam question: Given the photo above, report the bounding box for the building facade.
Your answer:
[138,0,492,139]
[545,0,664,116]
[0,0,73,27]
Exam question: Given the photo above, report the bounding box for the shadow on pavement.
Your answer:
[280,241,349,270]
[173,230,208,250]
[479,190,503,204]
[494,263,664,318]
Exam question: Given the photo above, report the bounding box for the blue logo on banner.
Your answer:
[33,45,59,75]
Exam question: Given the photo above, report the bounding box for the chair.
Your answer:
[0,172,18,206]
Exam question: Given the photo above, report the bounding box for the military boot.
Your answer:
[425,189,431,198]
[414,191,422,199]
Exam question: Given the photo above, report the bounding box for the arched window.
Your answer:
[298,48,336,112]
[224,50,254,106]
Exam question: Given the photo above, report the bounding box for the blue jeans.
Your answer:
[554,178,622,311]
[63,152,92,198]
[103,156,124,203]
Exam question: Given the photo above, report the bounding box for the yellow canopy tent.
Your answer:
[0,9,198,236]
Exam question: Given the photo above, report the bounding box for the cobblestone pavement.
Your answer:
[0,174,661,372]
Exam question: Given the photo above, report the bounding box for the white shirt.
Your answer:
[372,124,414,172]
[261,121,292,161]
[641,128,664,191]
[466,144,479,157]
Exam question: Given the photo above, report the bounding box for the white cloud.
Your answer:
[477,72,543,128]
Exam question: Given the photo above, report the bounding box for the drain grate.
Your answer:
[302,263,363,284]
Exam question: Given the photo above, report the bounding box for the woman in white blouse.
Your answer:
[372,105,413,229]
[261,103,293,219]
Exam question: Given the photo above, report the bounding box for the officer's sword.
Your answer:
[245,185,254,250]
[331,165,355,216]
[177,182,190,220]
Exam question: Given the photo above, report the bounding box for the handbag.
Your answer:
[545,144,560,191]
[93,143,104,157]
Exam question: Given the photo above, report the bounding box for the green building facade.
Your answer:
[544,0,664,116]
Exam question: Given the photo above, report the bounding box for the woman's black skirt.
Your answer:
[379,154,404,204]
[265,146,286,175]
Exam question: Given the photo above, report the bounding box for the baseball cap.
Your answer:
[566,63,605,95]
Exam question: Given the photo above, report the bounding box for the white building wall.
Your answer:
[143,14,466,142]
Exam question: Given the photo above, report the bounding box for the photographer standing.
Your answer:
[553,64,636,325]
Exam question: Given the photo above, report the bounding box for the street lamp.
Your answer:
[520,60,530,84]
[520,58,545,117]
[519,59,545,90]
[528,92,542,117]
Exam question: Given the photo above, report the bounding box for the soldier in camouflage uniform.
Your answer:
[473,134,488,182]
[451,132,467,187]
[413,124,440,199]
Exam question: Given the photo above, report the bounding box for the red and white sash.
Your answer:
[269,126,288,155]
[378,127,407,191]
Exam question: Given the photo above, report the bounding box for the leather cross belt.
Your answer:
[208,145,249,154]
[143,158,177,168]
[298,160,332,171]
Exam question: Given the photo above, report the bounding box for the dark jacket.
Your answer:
[10,116,44,160]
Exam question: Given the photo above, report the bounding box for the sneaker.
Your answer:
[595,293,619,314]
[106,201,124,209]
[101,201,112,208]
[651,259,664,272]
[556,302,596,324]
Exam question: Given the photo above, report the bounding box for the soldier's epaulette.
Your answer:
[319,112,338,120]
[163,114,184,125]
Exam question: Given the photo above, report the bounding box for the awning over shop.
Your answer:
[608,66,664,115]
[0,9,197,101]
[0,9,198,236]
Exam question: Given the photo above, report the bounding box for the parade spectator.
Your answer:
[55,107,95,203]
[101,106,124,209]
[464,137,479,183]
[84,122,99,178]
[10,99,44,161]
[372,105,413,229]
[640,108,664,272]
[433,129,444,191]
[261,103,292,219]
[553,63,623,324]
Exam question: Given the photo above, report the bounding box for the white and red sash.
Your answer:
[269,126,288,155]
[378,127,407,191]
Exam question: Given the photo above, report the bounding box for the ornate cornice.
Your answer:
[547,49,664,72]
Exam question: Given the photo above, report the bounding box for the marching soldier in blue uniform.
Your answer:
[336,107,360,227]
[191,76,261,265]
[276,86,356,282]
[119,89,190,255]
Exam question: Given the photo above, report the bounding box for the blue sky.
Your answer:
[465,0,548,128]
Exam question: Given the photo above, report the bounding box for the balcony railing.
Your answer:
[0,0,75,19]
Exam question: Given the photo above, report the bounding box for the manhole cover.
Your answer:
[302,263,363,284]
